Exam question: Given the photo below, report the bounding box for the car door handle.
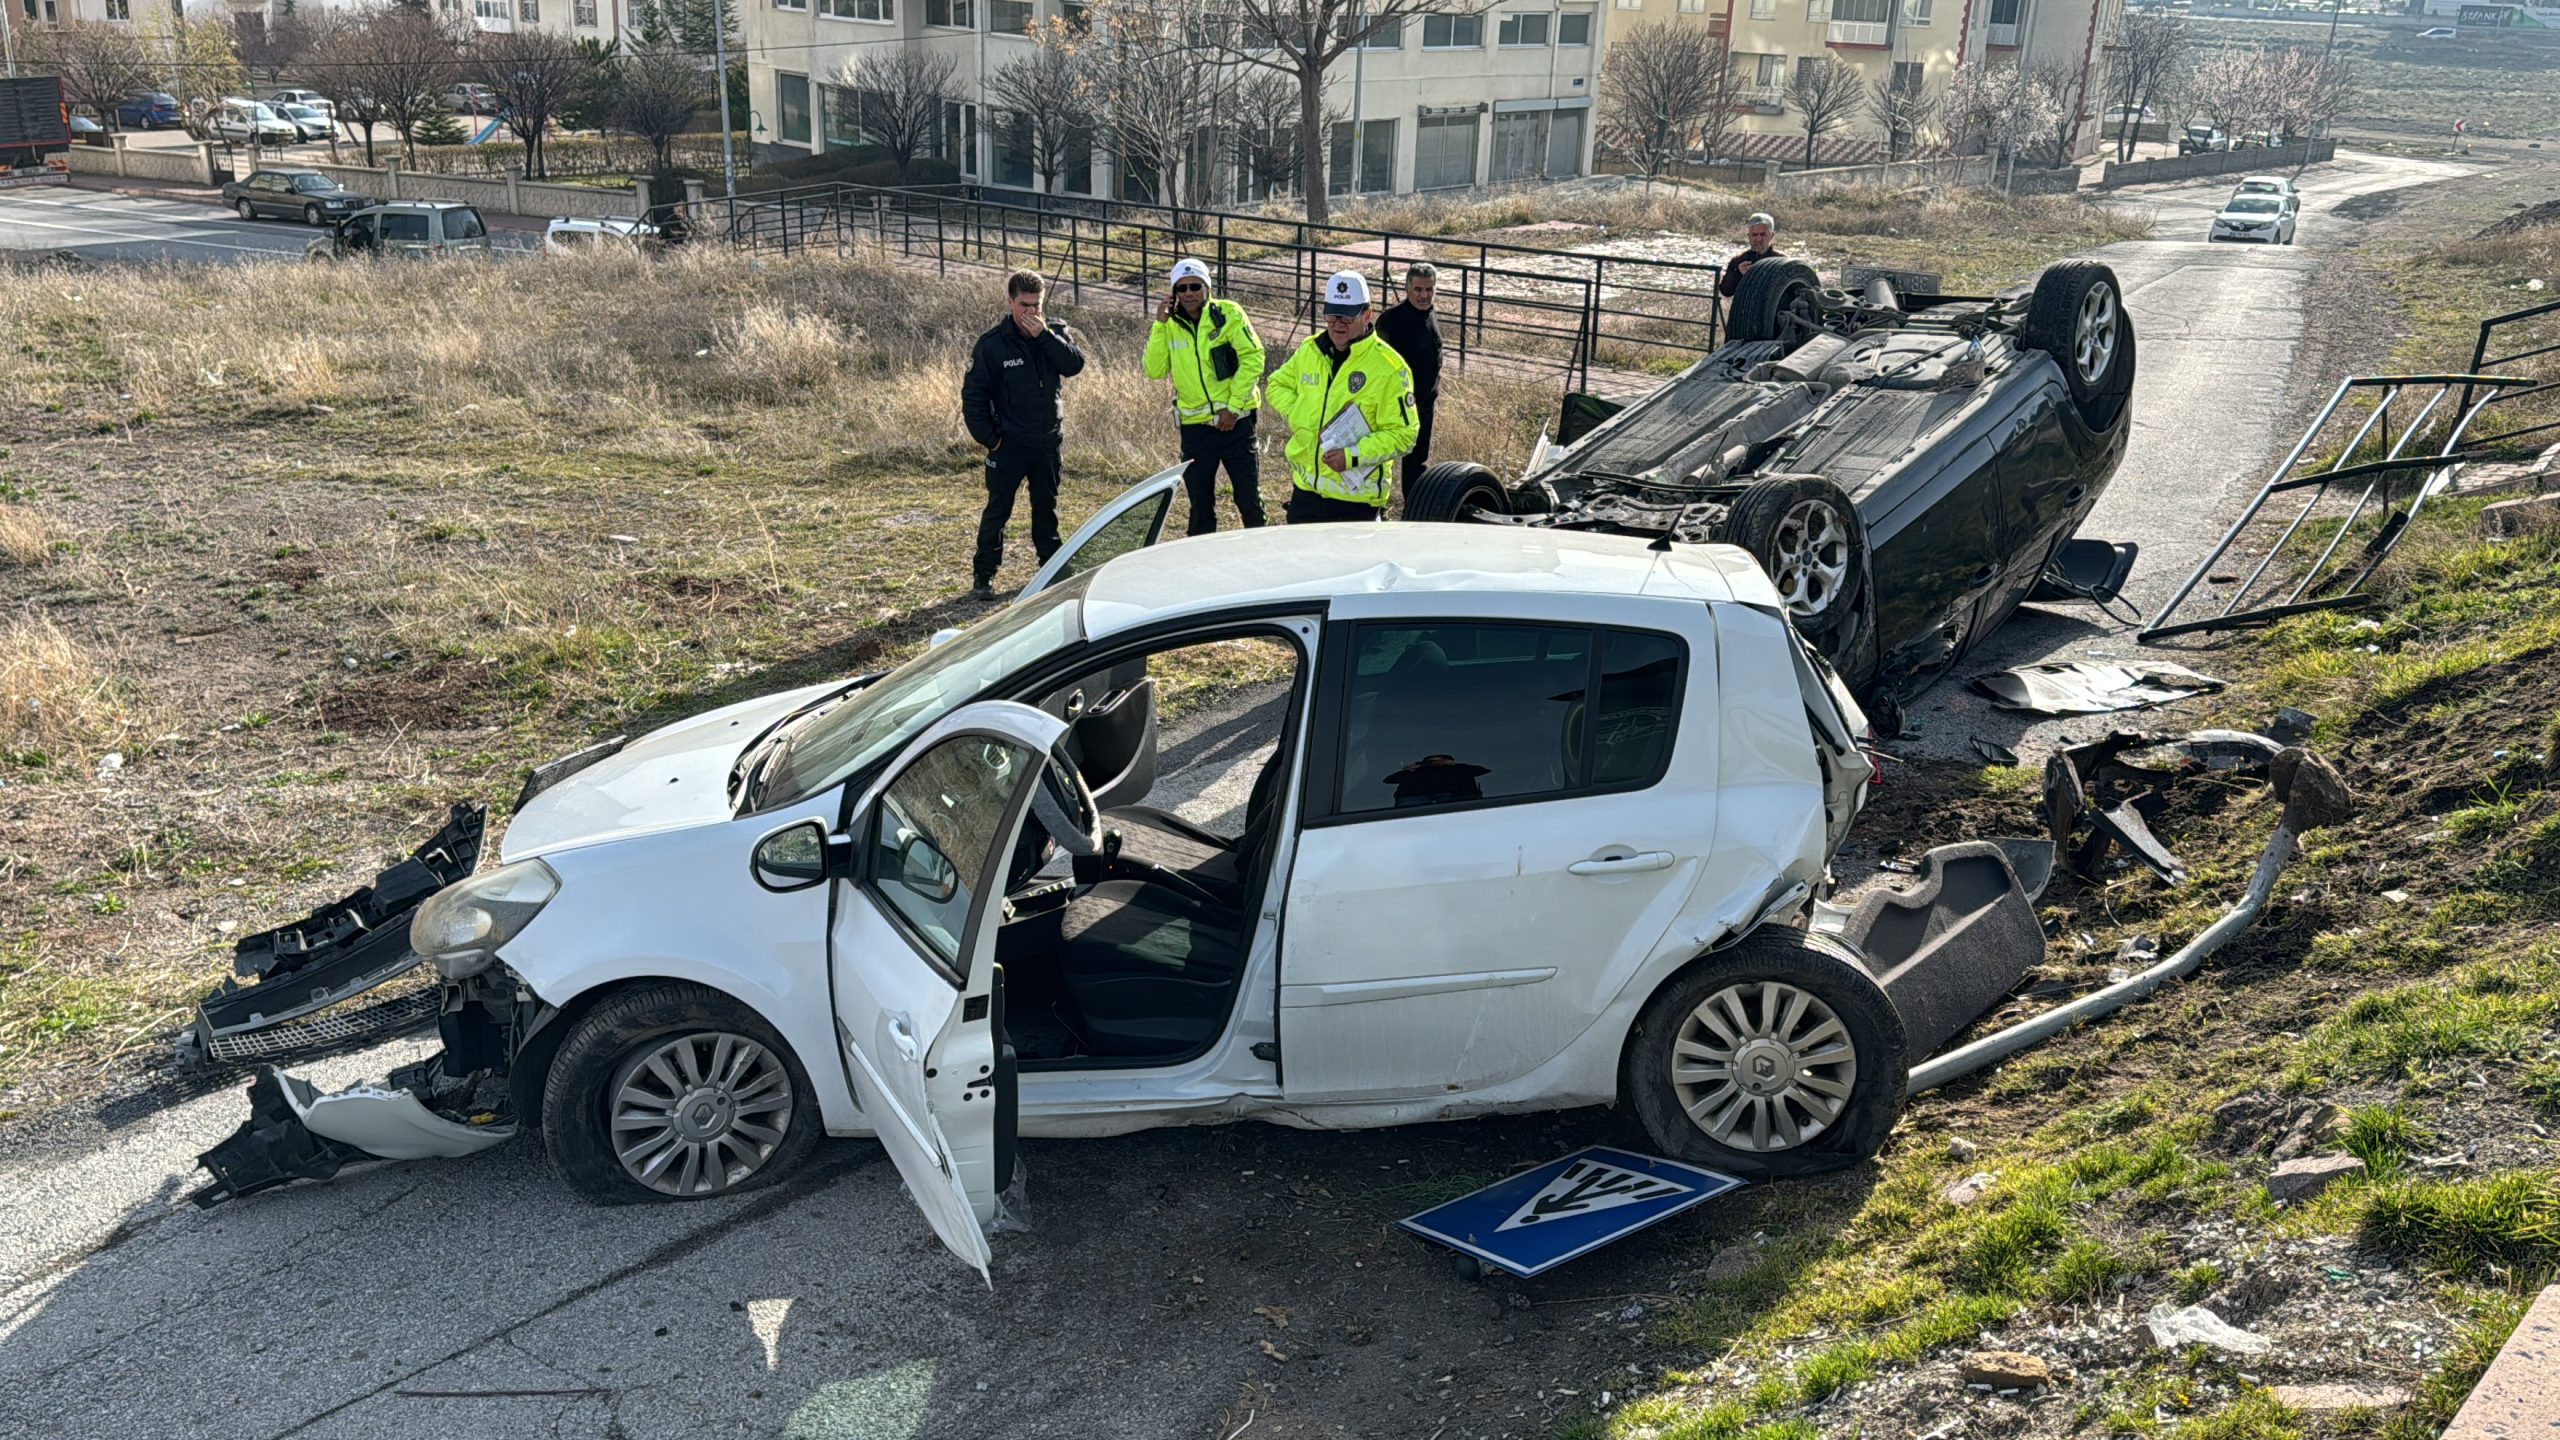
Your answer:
[1569,851,1675,876]
[887,1014,920,1061]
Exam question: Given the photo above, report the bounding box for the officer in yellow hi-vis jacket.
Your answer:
[1266,270,1420,523]
[1144,257,1268,533]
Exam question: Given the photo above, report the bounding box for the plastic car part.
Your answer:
[1829,839,2053,1060]
[2029,538,2139,607]
[177,803,486,1067]
[1971,660,2223,715]
[2043,731,2195,884]
[1909,750,2353,1095]
[187,1068,367,1207]
[517,736,628,811]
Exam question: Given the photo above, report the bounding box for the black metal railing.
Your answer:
[690,181,1726,395]
[2462,298,2560,450]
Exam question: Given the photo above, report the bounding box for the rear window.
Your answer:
[446,208,487,240]
[1333,622,1685,817]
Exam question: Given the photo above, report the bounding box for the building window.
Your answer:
[989,0,1033,31]
[1328,118,1396,195]
[1749,0,1774,17]
[574,0,597,22]
[1987,0,2020,19]
[775,0,807,10]
[1063,122,1094,192]
[819,0,891,20]
[778,72,810,143]
[1675,0,1706,10]
[1753,52,1786,86]
[1338,10,1402,46]
[1795,55,1822,88]
[518,0,537,20]
[1617,0,1641,8]
[1059,0,1088,26]
[1904,0,1931,23]
[924,0,970,24]
[1891,60,1924,91]
[1556,9,1591,42]
[1832,0,1889,21]
[1806,0,1830,20]
[475,0,505,20]
[1497,12,1549,44]
[939,99,977,175]
[1421,12,1482,46]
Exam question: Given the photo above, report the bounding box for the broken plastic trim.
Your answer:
[2043,726,2290,887]
[1822,839,2056,1061]
[176,802,485,1068]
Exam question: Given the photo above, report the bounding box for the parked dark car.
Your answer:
[116,92,182,129]
[1407,258,2137,732]
[223,168,376,225]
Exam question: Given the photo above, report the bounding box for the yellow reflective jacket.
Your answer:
[1142,298,1266,424]
[1265,329,1418,507]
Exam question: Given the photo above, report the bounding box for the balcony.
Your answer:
[1987,20,2019,42]
[1827,18,1888,43]
[1738,85,1786,112]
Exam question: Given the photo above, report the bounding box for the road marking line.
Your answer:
[0,212,295,256]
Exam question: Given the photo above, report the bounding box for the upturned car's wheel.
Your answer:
[543,981,821,1204]
[1722,475,1866,641]
[1623,930,1907,1181]
[1402,461,1512,523]
[2020,260,2135,431]
[1726,257,1824,346]
[235,199,255,220]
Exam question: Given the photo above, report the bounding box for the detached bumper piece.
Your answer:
[2044,724,2293,886]
[189,1057,517,1208]
[1826,839,2055,1060]
[176,802,485,1068]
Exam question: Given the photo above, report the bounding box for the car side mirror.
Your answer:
[892,832,960,905]
[750,820,836,893]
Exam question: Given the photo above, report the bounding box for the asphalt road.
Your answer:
[0,185,540,264]
[0,147,2478,1440]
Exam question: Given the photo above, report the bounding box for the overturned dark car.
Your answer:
[1402,258,2139,732]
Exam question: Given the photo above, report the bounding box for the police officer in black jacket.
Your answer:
[961,270,1087,600]
[1373,262,1444,487]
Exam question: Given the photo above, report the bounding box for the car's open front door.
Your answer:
[830,700,1067,1281]
[1019,463,1183,599]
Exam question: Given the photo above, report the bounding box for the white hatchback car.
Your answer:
[194,473,1923,1275]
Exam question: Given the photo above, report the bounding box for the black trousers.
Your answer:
[1285,487,1386,524]
[1178,414,1264,534]
[974,442,1062,584]
[1399,392,1438,487]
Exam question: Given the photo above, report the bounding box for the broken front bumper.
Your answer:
[189,1057,519,1207]
[175,802,485,1068]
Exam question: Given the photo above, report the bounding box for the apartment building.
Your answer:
[1603,0,2121,164]
[743,0,1607,201]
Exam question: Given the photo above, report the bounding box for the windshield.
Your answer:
[756,573,1090,809]
[2225,197,2281,215]
[292,173,329,190]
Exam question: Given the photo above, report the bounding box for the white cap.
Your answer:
[1322,270,1373,316]
[1168,257,1211,291]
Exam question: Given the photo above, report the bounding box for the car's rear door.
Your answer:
[828,700,1063,1280]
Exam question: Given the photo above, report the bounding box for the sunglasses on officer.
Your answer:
[1172,281,1205,294]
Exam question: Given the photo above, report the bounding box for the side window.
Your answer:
[1053,487,1169,584]
[447,208,488,240]
[1335,622,1684,817]
[868,734,1030,983]
[382,213,429,243]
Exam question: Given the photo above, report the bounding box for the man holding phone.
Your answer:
[1143,258,1268,533]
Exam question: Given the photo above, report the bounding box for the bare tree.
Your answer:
[304,14,389,164]
[2106,8,2189,161]
[1599,22,1734,178]
[317,4,462,164]
[2264,44,2354,141]
[1083,0,1487,225]
[1865,71,1938,163]
[988,22,1094,194]
[466,28,592,178]
[2028,61,2097,166]
[2189,46,2273,144]
[143,5,250,117]
[611,40,708,172]
[1782,55,1864,170]
[1945,61,2057,182]
[1225,68,1340,201]
[26,22,155,130]
[1697,42,1747,163]
[1072,0,1232,212]
[835,44,961,184]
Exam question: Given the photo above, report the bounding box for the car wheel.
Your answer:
[236,199,256,221]
[542,981,821,1204]
[1726,257,1825,347]
[2019,260,2135,432]
[1720,474,1867,641]
[1401,461,1512,523]
[305,204,322,225]
[1623,929,1907,1181]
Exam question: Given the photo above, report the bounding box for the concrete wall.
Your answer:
[1769,153,1992,196]
[64,139,222,186]
[2097,138,2335,189]
[68,144,648,218]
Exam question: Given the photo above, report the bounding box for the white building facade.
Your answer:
[743,1,1607,202]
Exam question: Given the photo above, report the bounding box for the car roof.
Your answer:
[2238,176,2286,186]
[1080,523,1780,637]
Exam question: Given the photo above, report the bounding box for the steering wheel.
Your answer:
[1029,746,1103,859]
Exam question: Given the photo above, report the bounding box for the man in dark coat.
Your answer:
[1718,213,1781,299]
[1373,262,1444,487]
[960,270,1087,600]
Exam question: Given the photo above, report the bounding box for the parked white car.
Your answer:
[543,215,664,254]
[200,469,1989,1269]
[2415,25,2457,37]
[267,88,336,119]
[2231,175,2300,215]
[2210,191,2297,244]
[211,98,299,147]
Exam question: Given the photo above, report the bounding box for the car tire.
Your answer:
[1726,257,1824,347]
[2020,260,2134,432]
[541,980,822,1205]
[1401,461,1512,523]
[304,204,322,225]
[236,199,256,221]
[1720,474,1867,641]
[1622,929,1907,1181]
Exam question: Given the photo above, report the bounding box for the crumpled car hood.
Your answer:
[500,679,847,861]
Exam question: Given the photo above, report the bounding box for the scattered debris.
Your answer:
[1947,1136,1978,1162]
[1959,1352,2053,1389]
[2267,1154,2365,1202]
[1938,1172,1996,1207]
[2042,723,2297,885]
[2272,1103,2342,1162]
[2142,1303,2274,1356]
[1970,736,2019,768]
[1971,661,2223,715]
[2268,707,2316,747]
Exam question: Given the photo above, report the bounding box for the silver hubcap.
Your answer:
[1670,980,1859,1152]
[1767,499,1852,620]
[609,1031,794,1197]
[2073,282,2119,385]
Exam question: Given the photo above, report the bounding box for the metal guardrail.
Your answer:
[688,181,1727,396]
[2462,297,2560,448]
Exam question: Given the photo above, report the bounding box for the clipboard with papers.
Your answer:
[1318,402,1384,500]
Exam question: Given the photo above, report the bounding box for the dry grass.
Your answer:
[0,504,66,567]
[0,610,137,764]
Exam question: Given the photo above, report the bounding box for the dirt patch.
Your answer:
[2477,197,2560,240]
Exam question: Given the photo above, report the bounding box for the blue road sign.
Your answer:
[1398,1147,1746,1278]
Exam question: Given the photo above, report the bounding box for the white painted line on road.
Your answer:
[0,210,300,256]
